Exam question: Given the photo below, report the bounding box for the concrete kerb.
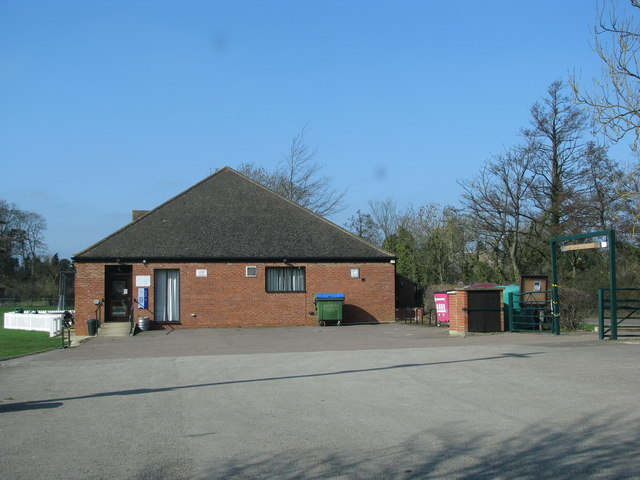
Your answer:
[59,323,607,360]
[69,334,91,347]
[1,323,616,362]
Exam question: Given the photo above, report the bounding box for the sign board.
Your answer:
[136,275,151,287]
[560,241,608,252]
[137,288,148,309]
[520,275,548,305]
[196,269,208,278]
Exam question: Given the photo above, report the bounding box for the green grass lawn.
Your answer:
[0,307,63,358]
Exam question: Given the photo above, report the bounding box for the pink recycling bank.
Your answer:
[434,292,450,324]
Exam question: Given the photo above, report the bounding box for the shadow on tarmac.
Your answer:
[0,351,543,413]
[193,411,640,480]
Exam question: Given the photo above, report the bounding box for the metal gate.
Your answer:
[598,288,640,339]
[508,290,554,332]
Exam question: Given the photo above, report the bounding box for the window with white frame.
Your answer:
[266,267,306,292]
[155,269,180,322]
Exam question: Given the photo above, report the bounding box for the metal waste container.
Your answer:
[87,318,97,336]
[314,293,345,326]
[138,316,150,331]
[501,284,520,331]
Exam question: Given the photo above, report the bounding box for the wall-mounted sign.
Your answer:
[350,268,360,278]
[138,288,148,309]
[520,275,548,305]
[196,269,208,277]
[136,275,151,287]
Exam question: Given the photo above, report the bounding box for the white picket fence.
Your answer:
[3,310,74,337]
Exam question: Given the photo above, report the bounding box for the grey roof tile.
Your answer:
[73,167,394,262]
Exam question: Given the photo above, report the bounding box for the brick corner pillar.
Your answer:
[448,289,469,336]
[73,262,105,336]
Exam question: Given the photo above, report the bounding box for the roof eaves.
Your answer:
[72,255,396,264]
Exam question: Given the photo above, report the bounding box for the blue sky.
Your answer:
[1,0,638,259]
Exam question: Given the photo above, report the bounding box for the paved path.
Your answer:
[1,324,639,479]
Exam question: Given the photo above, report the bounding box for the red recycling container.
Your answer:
[433,292,450,325]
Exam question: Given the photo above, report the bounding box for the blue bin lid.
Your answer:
[315,293,345,300]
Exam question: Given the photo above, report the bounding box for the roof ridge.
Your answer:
[226,168,395,259]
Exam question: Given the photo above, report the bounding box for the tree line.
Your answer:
[346,80,639,302]
[236,77,640,308]
[346,1,640,307]
[240,3,640,310]
[0,200,70,303]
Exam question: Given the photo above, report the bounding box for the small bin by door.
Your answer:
[138,316,150,331]
[87,318,98,336]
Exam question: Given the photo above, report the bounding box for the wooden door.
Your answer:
[467,290,502,332]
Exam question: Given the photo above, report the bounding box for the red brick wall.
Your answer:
[74,263,105,335]
[74,261,396,334]
[448,290,468,334]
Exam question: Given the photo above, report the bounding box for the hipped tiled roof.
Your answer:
[73,167,394,262]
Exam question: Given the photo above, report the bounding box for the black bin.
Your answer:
[87,318,98,336]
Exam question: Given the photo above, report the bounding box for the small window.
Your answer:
[266,267,306,292]
[246,266,257,278]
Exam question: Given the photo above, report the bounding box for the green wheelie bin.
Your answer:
[314,293,345,326]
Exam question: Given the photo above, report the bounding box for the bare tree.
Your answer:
[524,80,590,238]
[459,145,536,282]
[14,211,47,276]
[375,202,468,286]
[580,142,626,231]
[571,0,640,150]
[344,210,381,245]
[0,201,20,287]
[368,198,399,241]
[421,207,467,285]
[615,161,640,239]
[273,127,345,216]
[570,1,640,233]
[236,162,277,190]
[234,128,345,217]
[0,201,48,286]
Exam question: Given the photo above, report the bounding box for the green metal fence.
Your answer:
[598,288,640,340]
[508,290,556,333]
